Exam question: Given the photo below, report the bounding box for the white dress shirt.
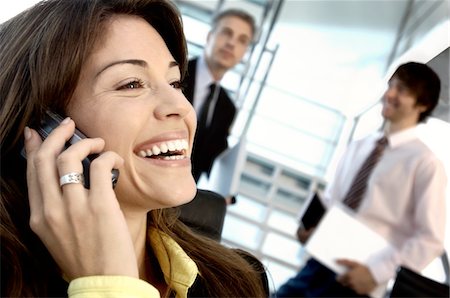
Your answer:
[193,56,220,126]
[323,126,447,284]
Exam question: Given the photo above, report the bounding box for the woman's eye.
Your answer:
[170,80,184,90]
[118,79,144,90]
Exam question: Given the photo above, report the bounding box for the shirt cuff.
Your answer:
[366,247,399,284]
[68,275,160,298]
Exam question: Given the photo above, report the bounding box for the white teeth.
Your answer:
[162,155,185,160]
[175,140,182,151]
[167,141,176,151]
[160,143,168,153]
[138,139,189,158]
[152,145,161,155]
[181,139,188,150]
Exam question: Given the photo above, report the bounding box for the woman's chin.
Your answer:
[150,176,197,209]
[113,174,196,210]
[168,178,197,207]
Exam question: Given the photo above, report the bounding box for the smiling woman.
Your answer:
[0,0,268,297]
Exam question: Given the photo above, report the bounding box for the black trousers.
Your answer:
[274,258,369,297]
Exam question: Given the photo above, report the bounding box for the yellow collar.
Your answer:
[148,228,199,298]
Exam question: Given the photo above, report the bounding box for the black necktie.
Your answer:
[198,83,216,130]
[342,136,388,210]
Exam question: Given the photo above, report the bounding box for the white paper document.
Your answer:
[305,203,394,298]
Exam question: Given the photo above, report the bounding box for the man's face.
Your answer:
[381,76,427,126]
[204,16,253,71]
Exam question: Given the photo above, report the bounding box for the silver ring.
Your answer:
[59,172,85,187]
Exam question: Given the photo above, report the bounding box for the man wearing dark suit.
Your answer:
[184,9,255,182]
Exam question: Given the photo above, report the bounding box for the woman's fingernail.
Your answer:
[61,117,71,125]
[24,126,31,140]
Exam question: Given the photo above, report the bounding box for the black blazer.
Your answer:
[184,58,237,180]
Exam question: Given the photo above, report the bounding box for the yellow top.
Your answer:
[68,228,199,298]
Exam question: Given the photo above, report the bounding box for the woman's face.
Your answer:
[68,15,197,210]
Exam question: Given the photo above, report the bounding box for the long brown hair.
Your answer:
[0,0,266,296]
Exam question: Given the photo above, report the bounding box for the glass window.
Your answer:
[227,194,268,222]
[222,214,262,250]
[239,173,271,200]
[351,102,384,141]
[267,209,299,235]
[182,16,210,47]
[246,116,330,175]
[279,170,312,190]
[261,232,304,267]
[272,188,307,212]
[245,155,275,178]
[257,87,344,140]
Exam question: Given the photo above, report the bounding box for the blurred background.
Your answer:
[1,0,449,292]
[176,0,449,291]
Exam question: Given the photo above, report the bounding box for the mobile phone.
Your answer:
[23,111,119,189]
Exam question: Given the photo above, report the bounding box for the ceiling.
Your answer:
[265,0,449,119]
[279,0,409,31]
[2,0,448,122]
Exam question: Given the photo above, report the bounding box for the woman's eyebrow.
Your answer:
[95,59,179,78]
[169,61,179,68]
[95,59,148,78]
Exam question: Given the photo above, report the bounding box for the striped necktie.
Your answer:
[342,136,388,210]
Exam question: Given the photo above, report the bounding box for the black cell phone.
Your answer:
[23,111,119,189]
[300,192,325,230]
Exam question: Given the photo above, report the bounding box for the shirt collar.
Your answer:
[148,228,198,298]
[197,55,218,87]
[385,126,418,149]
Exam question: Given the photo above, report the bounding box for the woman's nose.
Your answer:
[154,86,193,120]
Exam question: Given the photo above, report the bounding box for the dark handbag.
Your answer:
[390,266,449,297]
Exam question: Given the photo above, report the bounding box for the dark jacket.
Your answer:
[184,58,237,180]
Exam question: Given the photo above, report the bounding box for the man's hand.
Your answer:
[336,259,377,295]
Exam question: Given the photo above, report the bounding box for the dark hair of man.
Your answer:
[211,8,256,40]
[0,0,266,297]
[391,61,441,123]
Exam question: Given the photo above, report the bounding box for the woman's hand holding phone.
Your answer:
[24,118,139,280]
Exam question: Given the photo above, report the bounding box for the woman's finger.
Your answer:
[88,151,124,200]
[56,137,106,199]
[24,127,45,218]
[34,118,77,207]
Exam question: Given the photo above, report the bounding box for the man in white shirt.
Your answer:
[183,9,255,182]
[275,62,447,297]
